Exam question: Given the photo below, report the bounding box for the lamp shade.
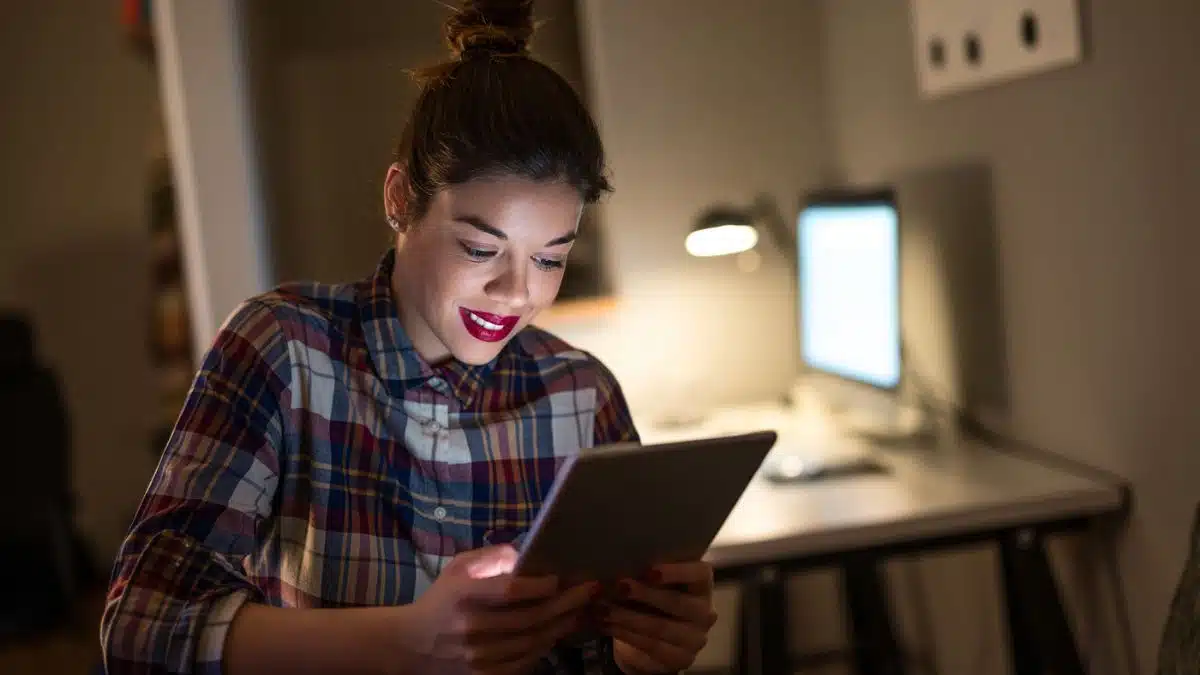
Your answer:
[685,207,759,257]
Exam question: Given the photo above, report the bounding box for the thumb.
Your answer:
[454,544,520,579]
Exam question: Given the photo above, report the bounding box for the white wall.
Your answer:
[562,0,829,420]
[572,0,1199,673]
[155,0,273,361]
[820,0,1199,672]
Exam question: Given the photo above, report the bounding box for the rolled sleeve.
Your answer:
[104,531,259,674]
[101,300,290,675]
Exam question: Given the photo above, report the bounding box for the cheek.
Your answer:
[432,260,497,314]
[529,270,565,307]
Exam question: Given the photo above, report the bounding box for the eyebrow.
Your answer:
[454,214,577,247]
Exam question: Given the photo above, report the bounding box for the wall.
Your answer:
[575,0,1200,672]
[153,0,275,361]
[820,0,1200,671]
[565,0,829,419]
[0,1,162,560]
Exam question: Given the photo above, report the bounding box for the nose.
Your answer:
[484,256,531,310]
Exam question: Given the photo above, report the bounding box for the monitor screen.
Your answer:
[797,196,901,390]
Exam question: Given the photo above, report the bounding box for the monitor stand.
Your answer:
[788,376,937,447]
[836,403,931,445]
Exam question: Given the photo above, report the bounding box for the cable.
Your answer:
[900,342,1130,490]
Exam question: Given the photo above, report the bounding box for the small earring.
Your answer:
[386,215,401,232]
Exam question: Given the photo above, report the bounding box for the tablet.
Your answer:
[513,430,777,583]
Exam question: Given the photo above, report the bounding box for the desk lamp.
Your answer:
[685,195,796,267]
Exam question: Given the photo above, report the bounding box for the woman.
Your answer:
[100,1,717,674]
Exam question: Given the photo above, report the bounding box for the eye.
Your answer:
[459,242,496,261]
[533,256,565,271]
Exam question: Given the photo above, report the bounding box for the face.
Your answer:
[385,166,582,365]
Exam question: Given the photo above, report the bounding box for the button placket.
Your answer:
[419,382,458,539]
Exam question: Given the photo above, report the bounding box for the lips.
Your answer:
[459,307,520,343]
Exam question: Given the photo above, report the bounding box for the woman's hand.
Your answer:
[598,561,718,674]
[401,544,599,675]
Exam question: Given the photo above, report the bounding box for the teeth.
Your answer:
[469,312,505,331]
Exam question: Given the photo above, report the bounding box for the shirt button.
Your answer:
[424,420,442,435]
[433,506,448,521]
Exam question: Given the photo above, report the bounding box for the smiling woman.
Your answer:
[385,174,592,365]
[101,2,716,675]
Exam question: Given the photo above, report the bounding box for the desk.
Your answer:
[635,403,1128,675]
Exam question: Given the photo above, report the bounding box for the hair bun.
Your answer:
[445,0,535,59]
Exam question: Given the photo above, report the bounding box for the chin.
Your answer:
[453,344,506,366]
[449,333,517,366]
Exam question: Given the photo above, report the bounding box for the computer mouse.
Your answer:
[764,453,890,484]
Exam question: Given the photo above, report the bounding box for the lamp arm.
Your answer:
[751,194,797,267]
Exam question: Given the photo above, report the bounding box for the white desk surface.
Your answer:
[634,402,1126,569]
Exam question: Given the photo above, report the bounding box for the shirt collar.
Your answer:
[357,249,495,406]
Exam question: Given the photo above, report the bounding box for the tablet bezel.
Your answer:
[512,430,777,582]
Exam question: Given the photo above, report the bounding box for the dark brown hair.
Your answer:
[392,0,610,223]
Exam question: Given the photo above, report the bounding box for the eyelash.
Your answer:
[461,244,494,261]
[459,243,564,271]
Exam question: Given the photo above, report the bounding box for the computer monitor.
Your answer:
[797,189,901,392]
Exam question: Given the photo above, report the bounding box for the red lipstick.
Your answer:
[459,307,520,343]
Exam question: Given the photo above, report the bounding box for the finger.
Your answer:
[459,544,521,579]
[646,561,714,592]
[466,610,583,667]
[608,625,695,671]
[468,581,600,635]
[616,580,717,626]
[600,602,708,652]
[540,581,602,622]
[465,573,561,607]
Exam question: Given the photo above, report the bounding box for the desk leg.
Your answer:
[737,566,789,675]
[841,557,907,675]
[999,529,1086,675]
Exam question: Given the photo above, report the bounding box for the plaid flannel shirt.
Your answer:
[101,249,639,674]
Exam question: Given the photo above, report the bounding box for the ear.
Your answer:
[383,162,409,231]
